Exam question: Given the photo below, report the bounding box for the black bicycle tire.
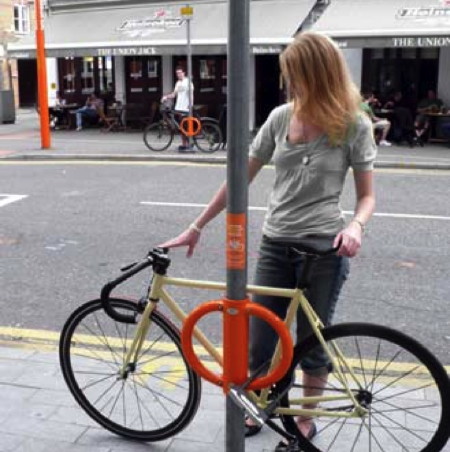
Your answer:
[143,122,174,151]
[59,298,201,441]
[277,322,450,452]
[193,121,222,153]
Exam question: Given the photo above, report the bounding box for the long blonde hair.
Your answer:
[279,32,361,145]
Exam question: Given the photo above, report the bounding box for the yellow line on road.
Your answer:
[1,326,449,375]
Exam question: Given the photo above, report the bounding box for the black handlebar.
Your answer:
[100,248,170,324]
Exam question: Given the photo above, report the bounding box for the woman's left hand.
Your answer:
[333,222,363,257]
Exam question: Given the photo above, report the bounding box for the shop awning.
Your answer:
[312,0,450,48]
[9,0,316,58]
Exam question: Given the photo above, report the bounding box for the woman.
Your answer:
[160,32,376,450]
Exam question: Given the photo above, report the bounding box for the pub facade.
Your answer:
[311,0,450,109]
[8,0,319,129]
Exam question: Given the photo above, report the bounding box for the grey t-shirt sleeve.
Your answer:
[348,114,378,171]
[249,107,285,164]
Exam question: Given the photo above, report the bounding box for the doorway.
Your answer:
[255,54,281,128]
[17,59,37,107]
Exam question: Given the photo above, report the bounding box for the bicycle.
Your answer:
[59,246,450,451]
[143,103,223,153]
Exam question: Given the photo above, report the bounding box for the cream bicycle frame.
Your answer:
[121,272,367,420]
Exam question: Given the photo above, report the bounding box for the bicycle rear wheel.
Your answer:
[193,121,222,153]
[59,298,201,441]
[143,122,173,151]
[277,323,450,452]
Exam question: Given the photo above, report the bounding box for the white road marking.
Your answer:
[0,194,28,208]
[140,201,450,221]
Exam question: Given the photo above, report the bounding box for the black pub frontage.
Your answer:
[312,0,450,110]
[8,0,319,129]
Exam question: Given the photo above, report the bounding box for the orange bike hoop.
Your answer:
[179,116,201,137]
[181,298,293,391]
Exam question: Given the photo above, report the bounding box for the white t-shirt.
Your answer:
[174,78,194,112]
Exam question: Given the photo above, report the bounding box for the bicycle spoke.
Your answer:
[137,371,189,390]
[368,340,382,393]
[371,407,431,444]
[81,373,117,391]
[137,349,179,368]
[349,419,365,452]
[133,377,177,419]
[131,375,162,428]
[137,330,166,361]
[371,364,422,397]
[354,336,368,389]
[370,411,408,450]
[79,320,123,367]
[373,397,440,424]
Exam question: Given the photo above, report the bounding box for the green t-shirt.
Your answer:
[249,103,377,240]
[360,102,374,119]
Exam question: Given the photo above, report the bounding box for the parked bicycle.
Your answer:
[143,101,223,153]
[59,247,450,451]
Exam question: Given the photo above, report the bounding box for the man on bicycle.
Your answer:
[162,67,194,152]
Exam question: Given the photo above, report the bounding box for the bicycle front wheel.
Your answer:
[277,323,450,452]
[143,122,173,151]
[59,298,201,441]
[193,121,222,153]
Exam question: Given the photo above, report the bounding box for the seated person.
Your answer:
[361,92,392,146]
[383,91,404,110]
[417,89,443,113]
[49,91,66,129]
[414,113,429,147]
[75,93,104,131]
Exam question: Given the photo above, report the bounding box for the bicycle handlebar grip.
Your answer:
[101,258,153,324]
[181,300,293,390]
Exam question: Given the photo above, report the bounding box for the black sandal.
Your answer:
[274,422,317,451]
[244,416,263,437]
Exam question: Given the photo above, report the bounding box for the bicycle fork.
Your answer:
[118,276,163,379]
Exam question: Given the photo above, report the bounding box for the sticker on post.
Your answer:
[226,213,246,270]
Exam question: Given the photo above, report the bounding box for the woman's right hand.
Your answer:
[158,228,200,258]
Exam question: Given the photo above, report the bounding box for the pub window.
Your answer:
[420,47,439,59]
[221,58,227,95]
[62,58,76,94]
[199,58,216,93]
[98,57,113,94]
[129,58,143,93]
[401,48,416,59]
[387,48,398,59]
[14,2,30,34]
[81,57,95,95]
[148,59,158,78]
[371,48,384,59]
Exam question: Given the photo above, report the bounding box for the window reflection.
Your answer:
[199,58,215,93]
[81,57,95,94]
[62,58,76,94]
[129,58,143,93]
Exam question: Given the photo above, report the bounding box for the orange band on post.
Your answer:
[226,213,246,270]
[180,117,201,137]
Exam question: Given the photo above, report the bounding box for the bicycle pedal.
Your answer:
[228,386,268,426]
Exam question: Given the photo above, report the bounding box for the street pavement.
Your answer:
[1,341,449,452]
[1,109,450,169]
[1,110,450,451]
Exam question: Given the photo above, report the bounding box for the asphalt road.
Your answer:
[0,161,449,365]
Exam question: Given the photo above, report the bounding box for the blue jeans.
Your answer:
[249,236,350,376]
[76,107,98,128]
